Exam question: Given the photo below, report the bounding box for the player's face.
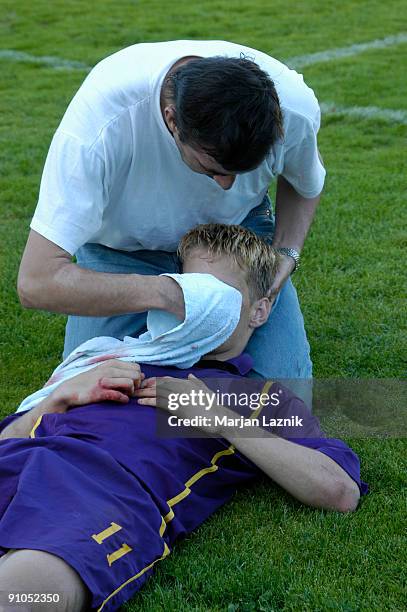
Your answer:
[182,247,272,357]
[182,248,253,355]
[182,247,250,305]
[182,247,252,328]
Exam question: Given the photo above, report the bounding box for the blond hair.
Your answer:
[178,224,280,300]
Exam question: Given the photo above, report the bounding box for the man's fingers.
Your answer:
[268,268,290,295]
[266,286,278,298]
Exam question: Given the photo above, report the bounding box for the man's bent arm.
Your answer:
[218,410,360,513]
[267,174,322,294]
[17,230,185,318]
[272,175,321,253]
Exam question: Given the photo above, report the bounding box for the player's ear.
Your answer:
[164,105,178,134]
[248,297,273,329]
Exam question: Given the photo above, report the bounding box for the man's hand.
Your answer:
[49,359,144,412]
[268,252,296,297]
[134,373,223,435]
[157,276,186,321]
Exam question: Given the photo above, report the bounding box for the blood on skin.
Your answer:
[87,354,124,364]
[87,380,130,404]
[43,372,63,387]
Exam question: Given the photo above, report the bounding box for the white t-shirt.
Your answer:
[31,40,326,255]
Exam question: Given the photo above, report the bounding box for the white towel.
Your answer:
[16,273,242,413]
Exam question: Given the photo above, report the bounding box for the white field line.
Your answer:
[0,49,91,70]
[320,102,407,125]
[287,32,407,69]
[1,35,407,125]
[0,32,406,72]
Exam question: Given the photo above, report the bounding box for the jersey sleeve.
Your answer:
[30,130,107,255]
[263,384,368,495]
[280,109,326,198]
[299,437,369,495]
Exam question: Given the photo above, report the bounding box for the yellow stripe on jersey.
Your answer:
[98,379,273,609]
[162,379,273,524]
[97,542,170,611]
[29,414,43,438]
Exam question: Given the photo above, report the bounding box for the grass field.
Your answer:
[0,1,406,610]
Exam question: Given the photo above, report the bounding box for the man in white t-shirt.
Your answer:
[17,40,326,390]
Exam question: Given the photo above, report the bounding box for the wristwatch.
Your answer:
[276,247,301,272]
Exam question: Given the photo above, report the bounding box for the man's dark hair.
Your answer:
[163,56,284,172]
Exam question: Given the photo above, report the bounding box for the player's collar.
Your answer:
[194,352,253,375]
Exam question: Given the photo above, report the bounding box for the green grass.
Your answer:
[0,1,406,610]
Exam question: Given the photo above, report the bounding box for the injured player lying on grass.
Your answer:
[0,224,367,612]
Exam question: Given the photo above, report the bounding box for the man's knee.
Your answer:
[0,549,90,612]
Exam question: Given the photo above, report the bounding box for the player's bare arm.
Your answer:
[135,374,360,513]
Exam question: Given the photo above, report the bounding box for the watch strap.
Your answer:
[276,247,301,272]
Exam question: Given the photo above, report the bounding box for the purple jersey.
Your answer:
[0,354,367,611]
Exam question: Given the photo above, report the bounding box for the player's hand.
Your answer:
[49,359,144,411]
[267,252,295,298]
[134,374,214,409]
[134,374,222,434]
